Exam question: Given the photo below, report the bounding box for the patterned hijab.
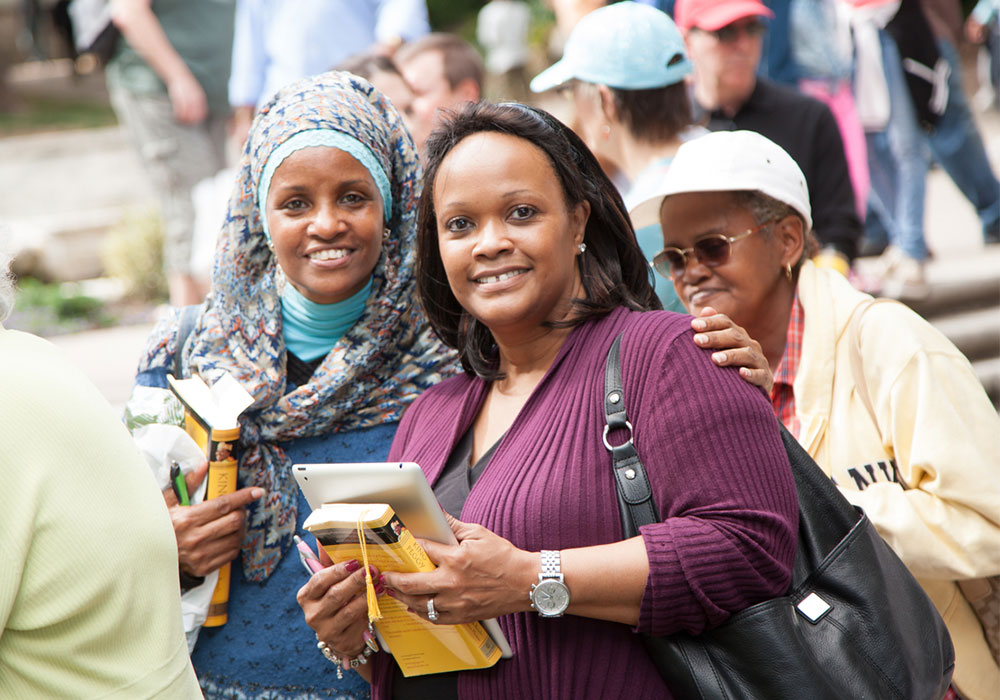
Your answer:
[136,72,458,581]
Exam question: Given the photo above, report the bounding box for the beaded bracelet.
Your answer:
[315,635,374,681]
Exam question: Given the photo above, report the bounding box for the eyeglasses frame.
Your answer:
[651,218,781,280]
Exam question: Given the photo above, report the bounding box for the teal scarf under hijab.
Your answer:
[280,278,373,361]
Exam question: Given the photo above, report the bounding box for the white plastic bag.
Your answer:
[131,423,217,653]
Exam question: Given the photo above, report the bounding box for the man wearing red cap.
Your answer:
[675,0,862,274]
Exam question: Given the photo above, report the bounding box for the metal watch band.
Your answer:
[540,550,562,578]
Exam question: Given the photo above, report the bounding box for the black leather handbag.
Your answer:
[602,333,954,700]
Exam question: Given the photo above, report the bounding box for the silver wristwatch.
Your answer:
[529,550,570,617]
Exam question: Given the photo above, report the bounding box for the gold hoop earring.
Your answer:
[785,263,793,281]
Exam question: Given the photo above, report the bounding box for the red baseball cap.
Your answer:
[674,0,775,32]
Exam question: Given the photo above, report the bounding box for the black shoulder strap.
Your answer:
[173,302,204,379]
[604,332,659,538]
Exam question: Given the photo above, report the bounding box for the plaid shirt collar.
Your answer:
[770,293,804,435]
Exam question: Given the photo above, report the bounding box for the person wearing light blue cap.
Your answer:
[530,0,703,312]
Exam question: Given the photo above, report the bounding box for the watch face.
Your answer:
[532,579,570,616]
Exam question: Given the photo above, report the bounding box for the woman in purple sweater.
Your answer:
[298,102,798,699]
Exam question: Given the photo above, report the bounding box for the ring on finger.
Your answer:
[427,597,439,622]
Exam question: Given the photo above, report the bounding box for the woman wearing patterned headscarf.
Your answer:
[126,71,457,700]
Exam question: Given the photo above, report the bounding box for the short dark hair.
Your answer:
[731,190,818,267]
[335,52,404,82]
[396,33,484,93]
[416,101,660,379]
[610,81,692,144]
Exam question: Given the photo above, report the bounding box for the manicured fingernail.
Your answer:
[374,582,385,595]
[692,319,706,330]
[367,565,377,579]
[740,367,751,377]
[712,352,726,363]
[694,334,708,345]
[363,630,379,652]
[378,574,386,587]
[251,488,264,498]
[344,560,361,572]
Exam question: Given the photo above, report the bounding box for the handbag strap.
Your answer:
[603,332,659,537]
[173,302,204,379]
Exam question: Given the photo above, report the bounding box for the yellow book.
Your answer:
[304,503,503,677]
[167,372,254,627]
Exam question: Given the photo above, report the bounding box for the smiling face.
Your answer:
[265,146,383,304]
[432,131,589,338]
[659,191,794,327]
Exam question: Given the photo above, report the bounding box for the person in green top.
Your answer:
[0,254,202,698]
[106,0,235,306]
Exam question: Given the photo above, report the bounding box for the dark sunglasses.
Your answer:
[651,219,778,280]
[701,18,767,43]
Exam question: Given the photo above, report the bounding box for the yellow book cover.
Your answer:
[304,503,502,677]
[167,372,254,627]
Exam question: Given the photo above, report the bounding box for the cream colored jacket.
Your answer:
[794,262,1000,700]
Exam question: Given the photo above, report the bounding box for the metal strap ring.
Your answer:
[602,421,634,451]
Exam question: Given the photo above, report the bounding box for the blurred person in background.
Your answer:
[676,0,862,275]
[530,1,700,312]
[0,253,202,698]
[788,0,869,222]
[632,130,1000,700]
[920,0,1000,247]
[477,0,532,102]
[844,0,998,299]
[395,33,484,153]
[967,0,1000,110]
[107,0,235,307]
[229,0,430,146]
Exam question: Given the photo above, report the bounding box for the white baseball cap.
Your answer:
[629,130,813,234]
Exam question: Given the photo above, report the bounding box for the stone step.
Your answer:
[930,305,1000,364]
[902,276,1000,319]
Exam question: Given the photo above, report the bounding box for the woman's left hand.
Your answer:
[691,306,774,393]
[381,514,535,625]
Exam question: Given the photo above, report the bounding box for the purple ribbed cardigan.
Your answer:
[374,307,798,699]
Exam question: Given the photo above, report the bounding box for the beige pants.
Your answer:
[108,85,227,275]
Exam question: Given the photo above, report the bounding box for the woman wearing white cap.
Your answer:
[530,1,704,313]
[631,129,1000,700]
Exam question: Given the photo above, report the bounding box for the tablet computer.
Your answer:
[292,461,513,659]
[293,461,456,545]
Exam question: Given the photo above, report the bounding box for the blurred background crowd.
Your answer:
[0,0,998,408]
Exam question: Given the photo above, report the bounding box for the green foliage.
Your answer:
[427,0,484,31]
[0,96,117,137]
[101,208,168,302]
[15,277,103,320]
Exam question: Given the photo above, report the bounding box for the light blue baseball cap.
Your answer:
[530,1,693,93]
